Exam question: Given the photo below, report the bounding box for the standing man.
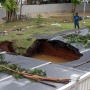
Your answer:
[74,13,80,33]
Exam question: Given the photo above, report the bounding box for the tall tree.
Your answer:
[71,0,81,14]
[0,0,5,3]
[0,0,18,22]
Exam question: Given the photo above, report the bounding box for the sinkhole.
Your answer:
[0,40,83,63]
[26,39,83,63]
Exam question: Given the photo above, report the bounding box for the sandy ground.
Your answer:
[30,11,70,18]
[29,11,90,18]
[0,12,90,23]
[0,20,5,24]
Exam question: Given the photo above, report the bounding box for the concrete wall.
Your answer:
[0,9,6,19]
[21,3,90,15]
[0,3,90,19]
[76,3,90,12]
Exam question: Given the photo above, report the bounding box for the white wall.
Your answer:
[21,4,71,14]
[0,3,90,19]
[0,3,2,8]
[21,3,90,15]
[0,9,6,19]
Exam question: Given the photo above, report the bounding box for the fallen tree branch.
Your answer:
[73,59,90,68]
[0,64,70,84]
[35,80,56,88]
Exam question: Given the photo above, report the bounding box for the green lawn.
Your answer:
[0,17,90,49]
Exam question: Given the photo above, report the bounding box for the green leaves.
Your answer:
[63,33,90,48]
[30,69,46,76]
[3,0,18,11]
[71,0,81,5]
[71,0,82,13]
[36,14,43,27]
[0,59,46,80]
[0,54,5,61]
[0,0,5,4]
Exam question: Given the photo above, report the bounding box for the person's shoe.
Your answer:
[75,31,77,33]
[78,31,81,33]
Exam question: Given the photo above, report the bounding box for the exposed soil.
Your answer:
[26,39,82,61]
[30,12,90,18]
[0,39,82,61]
[0,20,5,24]
[0,41,15,53]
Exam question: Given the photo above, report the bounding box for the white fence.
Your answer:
[57,72,90,90]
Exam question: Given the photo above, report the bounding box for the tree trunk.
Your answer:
[6,11,9,21]
[6,9,17,22]
[27,0,31,5]
[72,4,76,14]
[71,4,76,21]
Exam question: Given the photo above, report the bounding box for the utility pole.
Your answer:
[83,0,88,23]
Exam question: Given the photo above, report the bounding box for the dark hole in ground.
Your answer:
[0,39,83,63]
[26,39,83,63]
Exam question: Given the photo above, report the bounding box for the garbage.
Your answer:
[0,31,8,35]
[51,23,61,26]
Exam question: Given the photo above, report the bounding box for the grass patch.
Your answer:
[0,16,90,49]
